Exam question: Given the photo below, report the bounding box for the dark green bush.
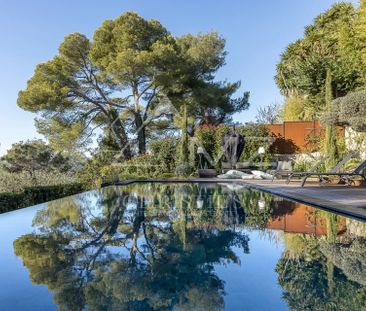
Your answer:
[193,123,273,168]
[100,138,178,183]
[0,183,84,213]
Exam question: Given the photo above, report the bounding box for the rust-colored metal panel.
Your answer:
[265,120,344,154]
[266,203,346,236]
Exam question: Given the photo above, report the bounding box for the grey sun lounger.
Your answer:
[301,155,366,187]
[286,156,327,184]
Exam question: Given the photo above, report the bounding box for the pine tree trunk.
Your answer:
[134,113,146,154]
[108,109,131,160]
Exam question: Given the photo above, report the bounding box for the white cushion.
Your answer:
[277,161,292,171]
[217,173,239,179]
[241,174,257,180]
[251,170,275,180]
[226,170,248,177]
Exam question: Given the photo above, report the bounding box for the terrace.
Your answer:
[1,1,366,310]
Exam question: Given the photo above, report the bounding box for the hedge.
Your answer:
[0,183,84,213]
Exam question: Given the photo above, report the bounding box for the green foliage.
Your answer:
[194,125,218,159]
[324,70,339,170]
[97,138,178,183]
[276,2,363,118]
[356,0,366,82]
[168,32,250,145]
[293,157,320,173]
[193,123,272,168]
[0,183,83,212]
[326,91,366,132]
[179,103,189,164]
[149,138,177,171]
[190,81,250,126]
[281,93,308,121]
[1,140,72,176]
[0,170,78,194]
[91,12,179,154]
[18,11,249,157]
[236,124,272,162]
[17,31,130,158]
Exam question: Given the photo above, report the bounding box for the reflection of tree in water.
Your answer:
[276,213,366,311]
[320,236,366,286]
[14,184,250,311]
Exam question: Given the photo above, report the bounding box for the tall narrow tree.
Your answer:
[324,69,339,170]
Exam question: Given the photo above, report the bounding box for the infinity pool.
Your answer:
[0,182,365,310]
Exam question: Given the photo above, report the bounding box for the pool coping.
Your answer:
[102,179,366,222]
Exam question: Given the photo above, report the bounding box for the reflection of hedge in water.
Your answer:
[238,190,273,229]
[280,233,322,261]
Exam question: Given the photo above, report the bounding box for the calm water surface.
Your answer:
[0,182,365,310]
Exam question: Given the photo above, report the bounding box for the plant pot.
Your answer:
[349,180,366,187]
[198,169,217,178]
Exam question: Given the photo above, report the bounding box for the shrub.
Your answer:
[0,183,84,213]
[0,170,78,193]
[149,138,177,173]
[194,125,218,159]
[175,163,194,177]
[331,91,366,132]
[100,138,178,183]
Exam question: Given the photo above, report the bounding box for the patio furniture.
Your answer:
[198,168,217,178]
[267,160,293,181]
[221,161,233,173]
[286,156,327,184]
[301,155,366,187]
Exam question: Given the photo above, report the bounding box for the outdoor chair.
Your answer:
[267,160,293,181]
[286,156,327,184]
[221,161,233,173]
[301,154,366,187]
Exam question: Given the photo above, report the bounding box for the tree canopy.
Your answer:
[1,139,71,176]
[18,12,249,160]
[276,2,364,119]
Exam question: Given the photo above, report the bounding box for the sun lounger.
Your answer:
[301,156,366,187]
[286,156,327,184]
[267,160,293,181]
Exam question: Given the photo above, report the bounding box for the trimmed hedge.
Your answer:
[0,183,84,213]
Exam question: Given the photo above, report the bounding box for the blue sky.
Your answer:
[0,0,358,155]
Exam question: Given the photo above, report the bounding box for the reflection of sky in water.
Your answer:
[0,183,365,311]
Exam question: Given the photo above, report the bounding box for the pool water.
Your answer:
[0,182,365,310]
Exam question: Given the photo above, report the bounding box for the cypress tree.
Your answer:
[324,69,339,170]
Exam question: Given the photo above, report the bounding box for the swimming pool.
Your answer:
[0,182,365,310]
